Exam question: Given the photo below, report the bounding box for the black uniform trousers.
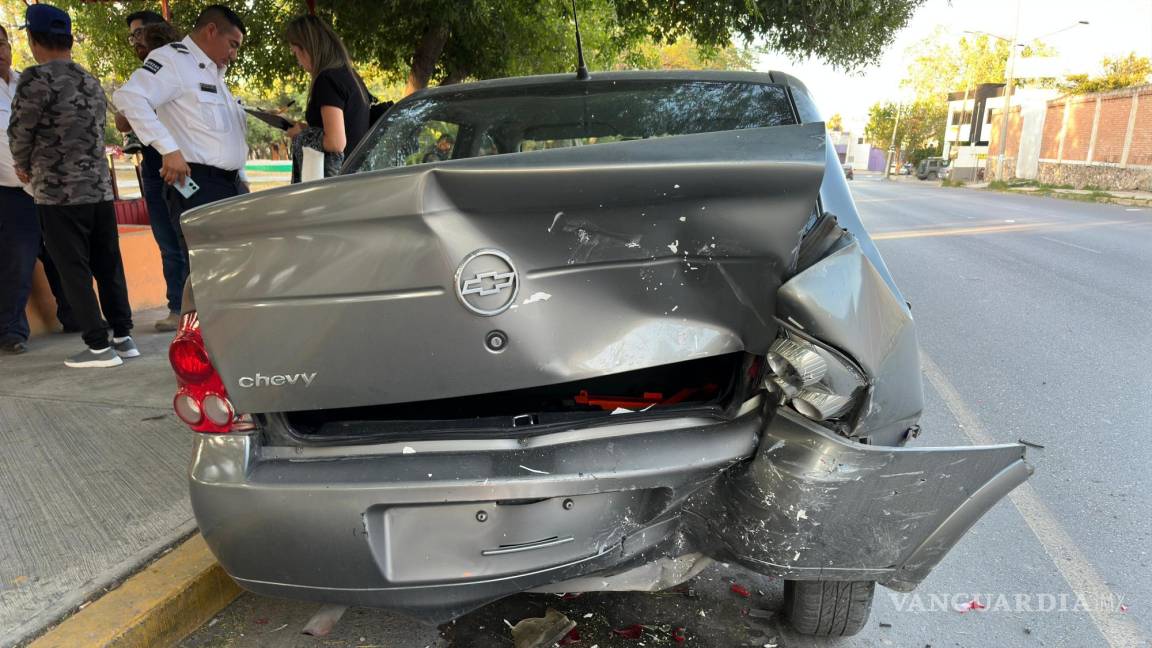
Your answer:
[38,201,133,350]
[163,163,247,258]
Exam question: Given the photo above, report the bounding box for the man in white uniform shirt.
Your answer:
[113,4,249,258]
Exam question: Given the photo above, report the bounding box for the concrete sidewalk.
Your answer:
[0,310,194,648]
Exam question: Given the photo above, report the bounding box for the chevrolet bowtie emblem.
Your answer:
[461,270,516,297]
[454,250,519,316]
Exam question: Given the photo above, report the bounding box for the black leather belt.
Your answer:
[189,163,239,182]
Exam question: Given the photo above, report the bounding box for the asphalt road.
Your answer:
[180,176,1152,648]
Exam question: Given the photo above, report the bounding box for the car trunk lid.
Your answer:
[182,123,826,414]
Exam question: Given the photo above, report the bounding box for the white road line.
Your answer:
[1039,236,1102,254]
[921,354,1147,648]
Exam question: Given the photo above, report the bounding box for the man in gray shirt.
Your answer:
[8,4,138,367]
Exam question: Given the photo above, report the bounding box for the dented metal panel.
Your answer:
[777,239,924,443]
[701,408,1031,590]
[182,124,826,413]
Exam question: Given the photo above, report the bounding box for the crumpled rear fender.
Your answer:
[698,408,1031,591]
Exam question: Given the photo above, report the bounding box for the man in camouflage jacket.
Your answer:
[7,4,137,368]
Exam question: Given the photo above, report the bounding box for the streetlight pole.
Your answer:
[995,0,1021,181]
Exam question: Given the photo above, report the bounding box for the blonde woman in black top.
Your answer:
[284,15,370,180]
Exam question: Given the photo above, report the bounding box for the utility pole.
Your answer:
[885,102,902,179]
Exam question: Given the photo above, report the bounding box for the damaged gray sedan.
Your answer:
[169,71,1032,636]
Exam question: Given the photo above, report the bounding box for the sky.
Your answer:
[755,0,1152,130]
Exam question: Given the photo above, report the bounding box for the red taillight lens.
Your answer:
[168,312,240,434]
[170,334,213,383]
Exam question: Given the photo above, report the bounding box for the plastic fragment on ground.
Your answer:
[612,624,645,639]
[302,604,348,636]
[511,608,577,648]
[730,583,751,597]
[957,599,986,613]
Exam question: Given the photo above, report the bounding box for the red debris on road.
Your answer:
[957,599,987,613]
[731,583,751,598]
[612,624,645,639]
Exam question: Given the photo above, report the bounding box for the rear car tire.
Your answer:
[783,579,875,637]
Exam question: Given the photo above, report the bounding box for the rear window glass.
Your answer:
[347,79,795,173]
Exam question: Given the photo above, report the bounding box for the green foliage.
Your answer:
[864,100,945,162]
[826,113,843,132]
[1062,53,1152,95]
[614,0,926,71]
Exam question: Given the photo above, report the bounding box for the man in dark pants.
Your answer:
[114,5,250,263]
[8,5,137,367]
[115,10,185,332]
[0,22,77,354]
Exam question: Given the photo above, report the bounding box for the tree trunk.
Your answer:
[405,22,450,96]
[442,63,469,86]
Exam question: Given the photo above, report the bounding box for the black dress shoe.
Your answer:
[0,341,28,354]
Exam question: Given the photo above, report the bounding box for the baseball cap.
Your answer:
[20,5,72,36]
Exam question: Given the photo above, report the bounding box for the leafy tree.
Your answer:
[1062,53,1152,95]
[864,99,946,163]
[900,28,1056,102]
[614,0,925,71]
[826,113,843,132]
[31,0,926,96]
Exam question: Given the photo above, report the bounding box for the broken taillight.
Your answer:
[169,312,244,433]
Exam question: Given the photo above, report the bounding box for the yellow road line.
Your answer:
[922,354,1147,648]
[873,220,1131,240]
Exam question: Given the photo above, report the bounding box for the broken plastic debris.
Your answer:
[511,609,577,648]
[667,240,679,253]
[558,628,582,646]
[254,617,269,625]
[610,407,635,415]
[957,599,987,613]
[612,624,645,639]
[584,613,594,619]
[302,604,347,637]
[730,583,751,598]
[673,626,686,643]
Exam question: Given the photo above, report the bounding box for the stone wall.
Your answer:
[988,84,1152,190]
[1037,162,1152,190]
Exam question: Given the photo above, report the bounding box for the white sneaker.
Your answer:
[65,347,123,368]
[113,337,141,358]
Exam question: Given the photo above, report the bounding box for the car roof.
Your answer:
[407,70,799,101]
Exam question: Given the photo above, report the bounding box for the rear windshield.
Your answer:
[346,79,796,173]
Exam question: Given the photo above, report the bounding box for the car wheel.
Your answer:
[783,579,875,637]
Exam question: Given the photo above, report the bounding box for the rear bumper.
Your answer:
[190,406,1029,620]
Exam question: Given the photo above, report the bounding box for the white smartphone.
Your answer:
[174,177,200,199]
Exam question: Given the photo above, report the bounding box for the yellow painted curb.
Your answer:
[30,534,241,648]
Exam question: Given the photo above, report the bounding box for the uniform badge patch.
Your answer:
[199,83,218,94]
[143,59,163,74]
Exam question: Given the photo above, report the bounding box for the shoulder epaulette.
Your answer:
[169,43,189,53]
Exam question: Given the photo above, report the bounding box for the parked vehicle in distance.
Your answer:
[842,162,854,180]
[170,71,1032,637]
[917,157,949,180]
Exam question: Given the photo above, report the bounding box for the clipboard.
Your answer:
[244,108,295,130]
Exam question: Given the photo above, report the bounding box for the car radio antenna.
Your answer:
[572,0,590,80]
